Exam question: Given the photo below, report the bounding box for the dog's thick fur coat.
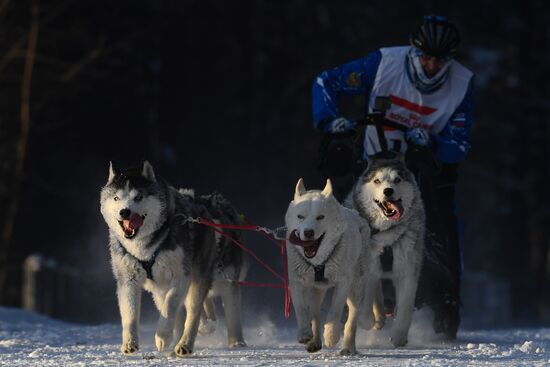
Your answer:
[285,178,372,355]
[346,155,425,347]
[100,161,247,356]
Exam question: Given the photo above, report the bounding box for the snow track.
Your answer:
[0,307,548,366]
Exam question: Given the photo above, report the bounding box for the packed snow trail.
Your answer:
[0,307,548,366]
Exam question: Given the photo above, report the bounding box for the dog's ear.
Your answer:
[108,161,118,183]
[321,179,333,198]
[294,178,307,200]
[365,155,378,173]
[142,160,157,182]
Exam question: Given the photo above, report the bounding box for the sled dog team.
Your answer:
[100,156,425,356]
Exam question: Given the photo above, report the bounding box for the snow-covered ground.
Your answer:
[0,307,548,367]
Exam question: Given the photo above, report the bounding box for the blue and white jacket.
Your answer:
[312,46,474,163]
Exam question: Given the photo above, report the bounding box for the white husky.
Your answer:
[346,154,425,347]
[285,178,371,355]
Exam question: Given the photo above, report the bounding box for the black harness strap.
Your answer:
[314,265,326,282]
[380,246,393,273]
[139,246,162,280]
[118,241,165,280]
[371,228,393,272]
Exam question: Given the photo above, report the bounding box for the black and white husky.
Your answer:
[100,161,247,356]
[346,154,425,347]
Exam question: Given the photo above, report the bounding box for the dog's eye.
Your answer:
[373,179,381,184]
[297,214,305,220]
[114,196,119,201]
[316,215,325,220]
[394,177,401,183]
[135,194,143,202]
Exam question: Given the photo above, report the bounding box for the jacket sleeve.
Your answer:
[435,77,475,163]
[312,50,382,132]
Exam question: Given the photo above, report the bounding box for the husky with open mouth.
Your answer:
[285,178,381,355]
[100,161,247,357]
[345,153,425,347]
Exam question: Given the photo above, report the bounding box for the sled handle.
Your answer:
[355,113,408,132]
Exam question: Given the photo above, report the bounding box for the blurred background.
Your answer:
[0,0,548,329]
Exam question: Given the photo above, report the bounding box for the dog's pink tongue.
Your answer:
[387,201,403,221]
[128,213,144,230]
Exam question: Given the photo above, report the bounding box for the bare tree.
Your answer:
[0,0,39,303]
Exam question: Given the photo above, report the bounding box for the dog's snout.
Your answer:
[383,187,394,197]
[304,229,315,239]
[119,208,131,219]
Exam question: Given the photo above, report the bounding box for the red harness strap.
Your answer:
[197,218,291,319]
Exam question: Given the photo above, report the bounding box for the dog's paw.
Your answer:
[323,322,341,347]
[155,332,172,352]
[174,343,193,357]
[358,312,375,330]
[298,329,313,344]
[228,340,247,348]
[155,322,173,352]
[120,339,139,354]
[305,339,322,353]
[390,332,408,348]
[374,318,385,330]
[339,347,357,356]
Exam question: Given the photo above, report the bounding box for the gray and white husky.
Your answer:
[100,161,247,356]
[285,178,372,355]
[346,154,425,347]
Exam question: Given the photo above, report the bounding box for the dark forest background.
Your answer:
[0,0,549,327]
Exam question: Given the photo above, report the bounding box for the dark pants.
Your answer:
[413,163,462,339]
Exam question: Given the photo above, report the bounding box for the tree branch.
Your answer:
[0,0,39,302]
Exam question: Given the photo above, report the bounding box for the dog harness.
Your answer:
[371,228,394,273]
[379,246,393,273]
[117,241,165,280]
[140,246,162,280]
[313,265,326,282]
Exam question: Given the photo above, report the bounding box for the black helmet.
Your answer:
[410,15,460,58]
